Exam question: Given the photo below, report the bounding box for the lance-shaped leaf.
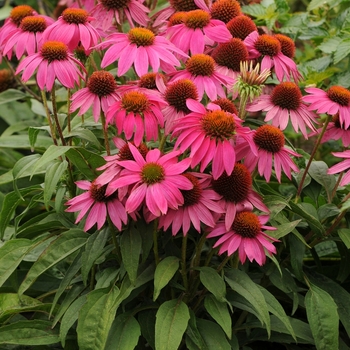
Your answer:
[199,267,226,302]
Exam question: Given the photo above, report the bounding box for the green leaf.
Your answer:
[318,37,342,54]
[0,320,59,345]
[12,154,41,182]
[60,294,87,348]
[196,319,231,350]
[120,226,142,284]
[334,38,350,64]
[204,295,232,339]
[242,4,266,17]
[0,135,53,150]
[77,286,120,350]
[105,313,141,350]
[0,89,27,105]
[225,269,270,336]
[18,229,87,295]
[199,267,226,302]
[155,299,190,350]
[317,204,340,221]
[28,127,40,151]
[138,310,156,349]
[338,229,350,249]
[271,220,301,239]
[66,129,101,148]
[275,0,289,12]
[305,284,339,350]
[0,239,33,287]
[185,311,207,350]
[289,234,305,281]
[44,160,68,208]
[0,293,41,317]
[153,256,179,301]
[0,6,12,20]
[258,287,296,341]
[31,145,72,178]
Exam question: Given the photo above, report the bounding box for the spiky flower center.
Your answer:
[139,73,162,89]
[141,163,165,184]
[327,86,350,106]
[210,0,241,24]
[119,143,149,160]
[254,125,285,153]
[165,79,198,112]
[170,0,199,11]
[271,82,302,110]
[168,12,186,26]
[184,10,210,29]
[212,163,252,202]
[227,15,257,40]
[62,8,89,24]
[212,98,238,115]
[181,173,202,206]
[101,0,130,10]
[87,71,117,97]
[41,41,68,62]
[10,5,35,26]
[121,91,149,114]
[274,34,295,58]
[212,38,248,72]
[232,211,261,238]
[128,28,155,47]
[255,34,281,57]
[0,69,15,93]
[20,16,47,33]
[90,182,115,202]
[201,110,236,139]
[186,54,215,77]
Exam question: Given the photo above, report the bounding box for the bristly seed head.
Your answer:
[121,91,149,114]
[186,54,215,76]
[165,79,198,113]
[20,16,47,33]
[181,173,202,206]
[201,110,236,139]
[41,41,68,62]
[118,142,149,160]
[101,0,131,10]
[212,98,238,115]
[10,5,35,26]
[168,12,187,26]
[271,82,302,110]
[128,28,155,47]
[62,8,89,24]
[274,34,295,58]
[90,182,115,202]
[226,15,257,40]
[255,34,281,57]
[254,125,285,153]
[327,86,350,106]
[139,73,165,89]
[170,0,200,12]
[87,71,117,97]
[232,211,261,238]
[184,10,210,29]
[0,69,16,93]
[210,0,241,23]
[141,163,165,184]
[212,163,252,203]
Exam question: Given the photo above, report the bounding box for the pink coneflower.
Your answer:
[207,211,278,265]
[43,8,100,53]
[212,163,269,230]
[244,31,302,83]
[0,69,16,92]
[106,89,167,146]
[210,0,241,23]
[226,15,257,40]
[244,124,300,182]
[91,0,149,31]
[208,97,238,115]
[159,173,223,236]
[328,150,350,186]
[172,99,256,179]
[166,9,231,55]
[16,40,86,91]
[97,28,186,77]
[65,180,128,231]
[247,82,317,138]
[274,34,296,59]
[170,54,233,101]
[70,70,118,122]
[303,85,350,129]
[106,144,193,217]
[58,0,95,12]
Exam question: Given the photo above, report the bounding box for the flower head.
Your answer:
[70,70,119,122]
[106,144,193,216]
[0,69,16,92]
[207,211,278,265]
[275,34,295,58]
[16,40,86,91]
[247,82,317,138]
[97,28,186,77]
[303,85,350,129]
[227,15,257,40]
[210,0,241,23]
[65,180,128,231]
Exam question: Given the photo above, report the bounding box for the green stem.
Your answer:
[158,131,167,152]
[296,115,332,199]
[181,234,189,293]
[193,231,209,268]
[51,85,66,145]
[238,95,248,120]
[100,112,111,156]
[153,220,160,266]
[41,90,58,146]
[216,255,231,273]
[66,88,72,136]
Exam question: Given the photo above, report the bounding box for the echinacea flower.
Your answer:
[247,81,317,138]
[207,211,278,265]
[3,15,54,60]
[244,31,302,83]
[16,40,86,91]
[212,163,269,230]
[244,124,300,182]
[97,28,186,77]
[107,144,193,216]
[70,70,118,122]
[303,85,350,129]
[165,9,231,55]
[159,173,224,236]
[170,54,234,101]
[106,88,167,146]
[43,8,100,53]
[65,180,128,231]
[91,0,150,30]
[274,34,296,59]
[210,0,241,23]
[0,69,16,92]
[172,99,257,179]
[226,14,257,40]
[328,150,350,186]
